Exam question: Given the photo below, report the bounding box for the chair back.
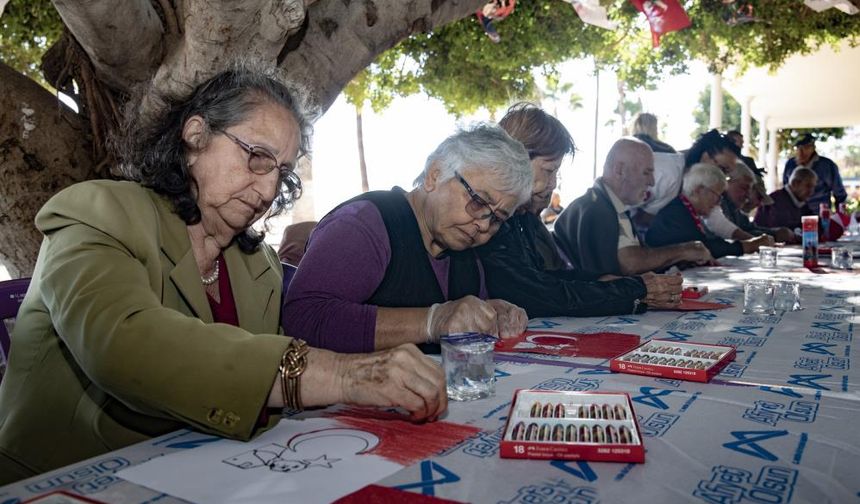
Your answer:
[280,263,298,335]
[0,278,31,377]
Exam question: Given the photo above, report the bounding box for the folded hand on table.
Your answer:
[640,271,684,309]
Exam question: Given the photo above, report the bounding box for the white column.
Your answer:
[709,73,723,130]
[740,97,752,156]
[757,117,768,172]
[768,127,779,191]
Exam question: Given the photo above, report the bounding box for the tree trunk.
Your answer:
[0,61,94,277]
[0,0,487,276]
[356,105,370,193]
[290,157,316,222]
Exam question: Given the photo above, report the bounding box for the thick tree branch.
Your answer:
[279,0,486,112]
[148,0,306,104]
[51,0,164,90]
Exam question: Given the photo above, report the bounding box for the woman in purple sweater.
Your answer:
[284,124,532,353]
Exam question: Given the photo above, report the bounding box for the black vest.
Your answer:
[335,188,482,352]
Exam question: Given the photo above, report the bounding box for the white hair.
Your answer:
[414,123,533,205]
[727,160,754,182]
[682,163,727,197]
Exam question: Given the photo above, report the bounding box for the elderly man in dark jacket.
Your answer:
[553,138,712,277]
[477,104,683,318]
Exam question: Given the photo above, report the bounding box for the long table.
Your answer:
[1,246,857,504]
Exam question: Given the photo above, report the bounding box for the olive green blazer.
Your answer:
[0,181,291,481]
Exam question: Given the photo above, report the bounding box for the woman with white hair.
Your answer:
[284,124,532,353]
[645,163,770,259]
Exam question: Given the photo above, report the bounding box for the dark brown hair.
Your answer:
[498,102,576,160]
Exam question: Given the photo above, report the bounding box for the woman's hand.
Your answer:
[486,299,528,339]
[338,344,447,422]
[640,272,683,309]
[426,295,500,340]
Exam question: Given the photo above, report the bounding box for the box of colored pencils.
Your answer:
[610,339,735,383]
[500,390,644,463]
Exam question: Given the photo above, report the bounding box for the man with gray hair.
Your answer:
[754,167,818,230]
[554,137,712,277]
[646,163,773,258]
[721,161,794,242]
[285,124,533,354]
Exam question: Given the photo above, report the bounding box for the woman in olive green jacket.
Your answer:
[0,65,446,484]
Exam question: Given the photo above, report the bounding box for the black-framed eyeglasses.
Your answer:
[220,130,296,176]
[454,171,506,227]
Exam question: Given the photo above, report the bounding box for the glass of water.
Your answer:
[441,333,496,401]
[743,279,775,315]
[758,246,778,268]
[772,279,802,312]
[831,247,854,269]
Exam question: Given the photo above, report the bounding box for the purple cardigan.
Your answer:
[282,200,488,353]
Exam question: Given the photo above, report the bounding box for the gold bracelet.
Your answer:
[279,339,309,410]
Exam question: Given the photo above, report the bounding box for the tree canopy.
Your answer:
[350,0,860,116]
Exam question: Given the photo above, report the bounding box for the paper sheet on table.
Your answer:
[117,417,403,504]
[495,330,640,358]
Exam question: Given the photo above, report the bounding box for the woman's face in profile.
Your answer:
[186,103,300,242]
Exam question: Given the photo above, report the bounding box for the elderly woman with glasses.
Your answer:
[0,65,448,485]
[283,125,532,354]
[645,163,772,259]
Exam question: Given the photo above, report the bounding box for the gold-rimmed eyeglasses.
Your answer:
[220,130,296,177]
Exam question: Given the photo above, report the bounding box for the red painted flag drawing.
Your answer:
[495,330,640,358]
[629,0,691,47]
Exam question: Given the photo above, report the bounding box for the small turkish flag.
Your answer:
[629,0,691,47]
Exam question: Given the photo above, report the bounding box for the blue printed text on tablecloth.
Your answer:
[693,465,797,504]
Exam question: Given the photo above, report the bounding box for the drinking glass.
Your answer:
[758,246,778,268]
[743,279,774,315]
[831,247,854,269]
[772,279,802,312]
[441,333,496,401]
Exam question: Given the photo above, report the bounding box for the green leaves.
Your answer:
[0,0,63,86]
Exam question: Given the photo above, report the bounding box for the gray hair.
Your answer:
[789,167,818,185]
[682,162,727,197]
[631,113,659,139]
[727,160,755,182]
[414,123,533,205]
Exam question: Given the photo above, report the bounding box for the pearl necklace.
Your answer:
[201,259,220,286]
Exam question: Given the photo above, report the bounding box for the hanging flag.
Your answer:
[804,0,858,14]
[562,0,618,30]
[629,0,692,47]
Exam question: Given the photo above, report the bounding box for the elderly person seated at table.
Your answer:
[283,125,531,354]
[646,163,773,259]
[721,161,794,243]
[553,137,712,277]
[0,66,447,485]
[477,103,684,318]
[754,167,818,230]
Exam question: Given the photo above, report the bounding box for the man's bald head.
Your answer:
[602,137,655,206]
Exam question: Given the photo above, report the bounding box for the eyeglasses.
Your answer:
[454,171,506,227]
[220,130,296,176]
